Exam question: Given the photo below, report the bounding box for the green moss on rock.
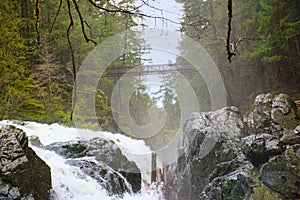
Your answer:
[252,186,281,200]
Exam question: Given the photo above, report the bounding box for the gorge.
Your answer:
[0,93,299,199]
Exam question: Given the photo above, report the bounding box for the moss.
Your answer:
[279,94,290,100]
[252,186,281,200]
[100,169,107,176]
[247,169,260,177]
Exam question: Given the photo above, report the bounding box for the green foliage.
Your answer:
[0,0,147,127]
[241,0,300,63]
[0,0,44,121]
[252,186,281,200]
[178,0,300,111]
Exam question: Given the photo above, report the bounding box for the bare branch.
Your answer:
[226,0,234,62]
[229,37,262,54]
[66,0,76,120]
[73,0,97,45]
[49,0,63,35]
[86,0,181,25]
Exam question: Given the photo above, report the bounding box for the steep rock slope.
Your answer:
[166,93,300,200]
[0,126,52,199]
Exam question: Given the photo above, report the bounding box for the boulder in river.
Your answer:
[45,137,142,194]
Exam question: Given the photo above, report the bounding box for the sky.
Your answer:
[139,0,183,30]
[138,0,183,64]
[134,0,184,101]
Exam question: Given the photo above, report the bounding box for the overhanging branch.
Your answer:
[226,0,234,62]
[66,0,76,120]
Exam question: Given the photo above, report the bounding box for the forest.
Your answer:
[0,0,299,134]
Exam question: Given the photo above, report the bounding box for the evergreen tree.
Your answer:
[0,0,44,120]
[177,0,300,111]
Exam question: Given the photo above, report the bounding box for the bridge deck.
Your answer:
[104,63,196,77]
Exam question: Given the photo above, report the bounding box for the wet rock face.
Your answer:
[167,94,300,200]
[242,93,300,168]
[246,93,299,135]
[271,94,299,129]
[66,159,132,196]
[260,144,300,199]
[183,106,244,158]
[0,126,52,199]
[167,106,249,200]
[45,138,141,194]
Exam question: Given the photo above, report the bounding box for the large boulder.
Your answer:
[167,106,251,200]
[45,138,141,194]
[259,144,300,199]
[245,93,299,136]
[166,94,300,200]
[0,125,52,199]
[65,159,132,196]
[242,93,300,167]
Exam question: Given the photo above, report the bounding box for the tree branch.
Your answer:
[73,0,97,45]
[86,0,181,25]
[226,0,234,62]
[49,0,63,35]
[66,0,76,120]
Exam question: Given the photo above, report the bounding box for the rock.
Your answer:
[246,93,274,134]
[280,130,300,146]
[259,144,300,199]
[45,137,141,193]
[245,93,299,136]
[241,133,283,167]
[294,125,300,135]
[28,135,43,148]
[199,166,255,200]
[241,127,300,168]
[166,94,300,200]
[167,106,250,200]
[240,93,300,167]
[0,125,52,199]
[271,94,299,130]
[66,159,131,196]
[182,106,244,158]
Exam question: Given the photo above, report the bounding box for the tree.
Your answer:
[177,0,300,112]
[0,0,45,120]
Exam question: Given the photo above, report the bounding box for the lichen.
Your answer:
[252,186,281,200]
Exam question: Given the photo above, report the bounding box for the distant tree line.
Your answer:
[176,0,300,111]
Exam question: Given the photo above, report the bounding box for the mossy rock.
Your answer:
[259,144,300,199]
[251,186,281,200]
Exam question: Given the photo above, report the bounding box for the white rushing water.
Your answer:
[0,120,164,200]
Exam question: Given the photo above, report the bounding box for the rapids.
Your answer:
[0,120,164,200]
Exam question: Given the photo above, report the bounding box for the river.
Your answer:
[0,120,164,200]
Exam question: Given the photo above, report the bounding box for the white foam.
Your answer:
[0,120,164,200]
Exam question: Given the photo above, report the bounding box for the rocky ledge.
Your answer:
[166,93,300,200]
[45,138,142,196]
[0,126,52,199]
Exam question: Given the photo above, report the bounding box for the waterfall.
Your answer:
[0,120,164,200]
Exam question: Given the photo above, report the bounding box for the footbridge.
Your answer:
[105,63,196,78]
